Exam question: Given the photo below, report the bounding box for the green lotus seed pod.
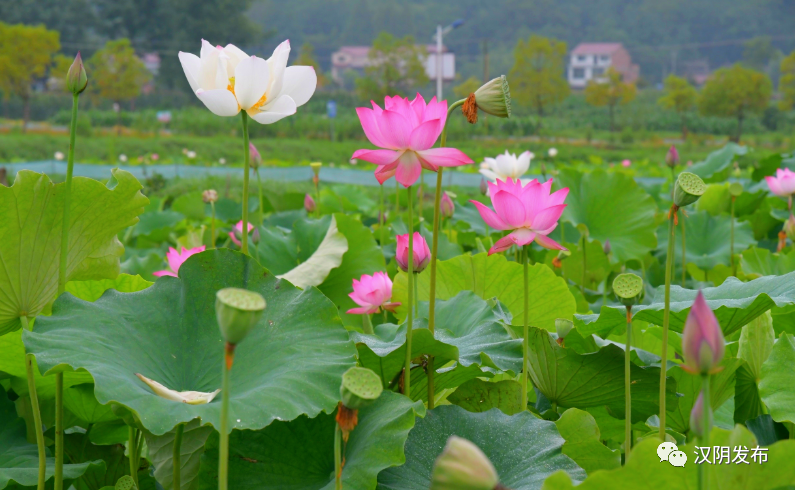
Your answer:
[430,436,499,490]
[115,476,137,490]
[555,318,574,339]
[728,182,743,197]
[612,273,643,307]
[340,366,383,409]
[473,75,511,119]
[673,172,706,208]
[310,162,322,177]
[215,288,266,345]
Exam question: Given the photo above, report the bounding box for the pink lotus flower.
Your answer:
[347,272,401,314]
[621,159,631,167]
[665,145,679,167]
[229,221,258,247]
[249,142,262,168]
[440,192,455,218]
[470,178,568,255]
[765,168,795,197]
[352,94,473,187]
[689,391,712,437]
[304,193,316,213]
[396,232,431,273]
[153,246,206,277]
[681,291,725,374]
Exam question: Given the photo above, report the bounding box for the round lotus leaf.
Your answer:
[341,367,383,409]
[674,172,706,207]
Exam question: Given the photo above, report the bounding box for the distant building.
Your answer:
[567,43,639,89]
[681,60,711,85]
[330,45,455,85]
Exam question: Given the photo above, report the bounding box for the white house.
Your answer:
[331,45,454,85]
[567,43,639,89]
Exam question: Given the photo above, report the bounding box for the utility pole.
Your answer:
[436,24,443,100]
[671,50,678,76]
[483,39,489,82]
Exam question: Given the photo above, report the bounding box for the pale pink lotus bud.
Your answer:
[480,178,488,196]
[681,291,725,374]
[440,192,455,218]
[765,168,795,197]
[66,52,88,95]
[665,145,679,168]
[346,272,401,314]
[689,391,712,437]
[396,232,431,273]
[622,159,631,167]
[249,142,262,169]
[603,239,611,255]
[202,189,218,203]
[304,193,316,213]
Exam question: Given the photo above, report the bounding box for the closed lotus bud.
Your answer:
[603,239,611,255]
[665,145,679,168]
[555,318,574,339]
[249,142,262,169]
[681,291,725,374]
[440,192,455,218]
[215,288,266,345]
[784,215,795,242]
[430,436,499,490]
[340,366,383,410]
[612,273,643,307]
[474,75,511,119]
[396,232,431,273]
[689,391,712,437]
[304,193,316,213]
[66,52,88,95]
[202,189,218,204]
[480,178,488,196]
[673,172,706,208]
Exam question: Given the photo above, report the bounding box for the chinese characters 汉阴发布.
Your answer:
[693,446,768,464]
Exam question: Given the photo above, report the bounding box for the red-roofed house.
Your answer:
[567,43,639,89]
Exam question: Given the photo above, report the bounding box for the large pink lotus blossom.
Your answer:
[765,168,795,197]
[153,246,206,277]
[681,291,725,374]
[229,221,258,247]
[470,177,568,255]
[347,272,401,314]
[352,94,473,187]
[396,232,431,273]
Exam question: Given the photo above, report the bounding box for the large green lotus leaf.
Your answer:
[759,333,795,424]
[735,363,765,425]
[554,408,620,475]
[65,274,153,303]
[132,210,185,241]
[525,327,677,423]
[198,392,423,490]
[0,388,105,490]
[63,431,155,490]
[63,383,119,425]
[448,378,523,415]
[352,291,522,390]
[695,182,767,218]
[0,169,147,335]
[144,419,212,490]
[121,253,164,282]
[664,357,742,434]
[171,191,207,221]
[377,406,586,490]
[393,253,575,331]
[541,425,795,490]
[739,311,775,380]
[687,142,748,180]
[554,168,657,262]
[23,249,357,435]
[656,210,755,271]
[408,363,492,403]
[275,216,348,289]
[576,272,795,337]
[740,247,795,279]
[560,239,611,291]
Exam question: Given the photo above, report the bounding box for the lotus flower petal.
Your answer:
[136,373,220,405]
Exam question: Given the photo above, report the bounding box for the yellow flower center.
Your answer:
[227,77,241,111]
[250,92,268,112]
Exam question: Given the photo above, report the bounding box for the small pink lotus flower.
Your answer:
[396,232,431,273]
[249,142,262,168]
[665,145,679,167]
[440,192,455,218]
[347,272,401,314]
[689,391,712,437]
[765,168,795,197]
[470,177,568,255]
[304,193,316,213]
[681,291,725,374]
[229,221,258,247]
[153,246,206,277]
[352,94,473,187]
[621,159,631,167]
[151,153,159,161]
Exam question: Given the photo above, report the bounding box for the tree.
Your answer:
[584,67,636,133]
[0,22,60,131]
[658,75,698,140]
[355,32,428,101]
[509,35,569,126]
[295,42,328,88]
[87,38,152,109]
[699,64,772,142]
[453,76,481,99]
[779,50,795,111]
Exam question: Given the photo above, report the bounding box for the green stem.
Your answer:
[581,235,587,296]
[219,344,232,490]
[522,245,529,412]
[134,431,143,487]
[418,171,424,221]
[78,423,92,463]
[240,112,250,256]
[256,168,264,226]
[55,371,64,490]
[625,306,633,458]
[173,423,184,490]
[730,197,736,276]
[659,209,676,440]
[334,422,342,490]
[314,178,320,218]
[413,273,418,320]
[395,179,399,215]
[404,185,414,398]
[681,218,686,286]
[698,375,711,490]
[362,313,374,335]
[23,316,45,490]
[129,426,136,480]
[210,202,216,249]
[379,184,385,251]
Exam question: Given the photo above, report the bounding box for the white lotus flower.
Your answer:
[54,151,65,161]
[178,39,317,125]
[548,147,558,157]
[135,373,220,405]
[479,150,533,183]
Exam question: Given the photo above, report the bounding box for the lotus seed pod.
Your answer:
[215,288,266,345]
[340,366,383,409]
[555,318,574,339]
[66,52,88,95]
[612,273,643,307]
[473,75,511,119]
[115,475,137,490]
[673,172,706,208]
[430,436,499,490]
[310,162,322,177]
[728,182,743,198]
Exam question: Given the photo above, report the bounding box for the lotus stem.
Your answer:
[173,423,184,490]
[522,245,529,412]
[698,375,711,490]
[362,313,374,335]
[659,208,677,440]
[395,179,399,215]
[730,196,736,276]
[129,427,136,482]
[22,317,45,490]
[334,422,342,490]
[404,185,414,398]
[314,173,321,219]
[580,235,587,295]
[219,342,233,490]
[418,171,424,221]
[413,273,418,321]
[681,218,686,286]
[129,426,142,487]
[240,112,251,256]
[210,202,216,248]
[256,168,264,226]
[379,184,385,251]
[624,306,633,458]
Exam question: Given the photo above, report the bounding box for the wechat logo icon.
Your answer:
[657,442,687,467]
